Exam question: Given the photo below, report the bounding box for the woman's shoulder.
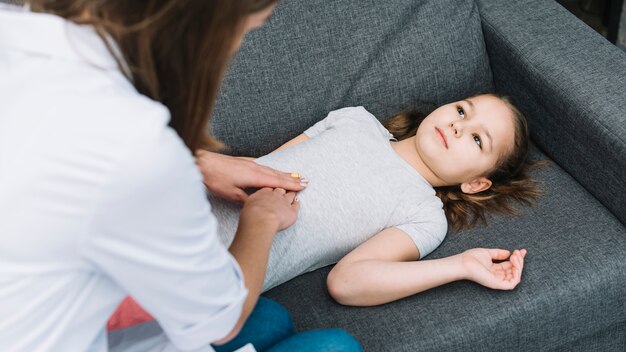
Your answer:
[31,75,181,180]
[50,73,173,144]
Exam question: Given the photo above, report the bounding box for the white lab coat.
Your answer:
[0,4,247,351]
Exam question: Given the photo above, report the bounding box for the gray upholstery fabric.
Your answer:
[264,145,626,351]
[477,0,626,225]
[211,0,493,157]
[555,321,626,352]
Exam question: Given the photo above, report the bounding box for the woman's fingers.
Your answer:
[230,188,249,203]
[272,189,300,207]
[287,192,300,208]
[255,167,308,191]
[195,151,307,201]
[283,191,297,203]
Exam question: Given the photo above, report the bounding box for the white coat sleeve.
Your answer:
[82,126,247,351]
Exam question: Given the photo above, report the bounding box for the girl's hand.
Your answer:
[461,248,527,290]
[240,188,300,233]
[195,150,307,203]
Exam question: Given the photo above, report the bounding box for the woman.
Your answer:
[0,1,360,351]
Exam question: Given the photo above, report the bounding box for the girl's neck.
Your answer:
[390,137,447,188]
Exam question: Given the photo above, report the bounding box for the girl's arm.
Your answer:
[274,133,310,152]
[327,228,526,306]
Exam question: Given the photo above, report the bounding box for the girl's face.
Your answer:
[414,95,516,192]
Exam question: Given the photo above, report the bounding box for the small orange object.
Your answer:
[290,173,301,178]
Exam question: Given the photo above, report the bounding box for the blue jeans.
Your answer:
[213,297,362,352]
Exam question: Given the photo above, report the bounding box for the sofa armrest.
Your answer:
[477,0,626,225]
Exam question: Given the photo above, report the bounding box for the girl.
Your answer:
[117,92,536,325]
[203,93,536,303]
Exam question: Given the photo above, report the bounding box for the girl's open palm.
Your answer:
[461,248,527,290]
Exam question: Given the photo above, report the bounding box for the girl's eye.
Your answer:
[473,135,482,149]
[457,106,465,119]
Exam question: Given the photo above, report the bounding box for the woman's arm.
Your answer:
[216,188,300,344]
[327,228,526,306]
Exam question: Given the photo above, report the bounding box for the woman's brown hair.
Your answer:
[385,93,542,232]
[29,0,280,152]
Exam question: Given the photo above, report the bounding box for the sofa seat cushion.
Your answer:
[263,144,626,351]
[212,0,494,156]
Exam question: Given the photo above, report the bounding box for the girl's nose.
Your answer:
[450,121,463,137]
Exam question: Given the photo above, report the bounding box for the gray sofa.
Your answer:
[212,0,626,350]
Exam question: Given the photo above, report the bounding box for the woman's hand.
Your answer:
[240,188,300,233]
[195,150,307,203]
[461,248,526,290]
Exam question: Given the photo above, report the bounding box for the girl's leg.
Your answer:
[267,329,362,352]
[213,297,295,352]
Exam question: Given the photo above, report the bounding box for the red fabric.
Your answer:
[107,296,154,331]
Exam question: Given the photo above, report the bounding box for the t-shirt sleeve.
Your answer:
[303,106,393,139]
[394,201,448,260]
[83,125,246,351]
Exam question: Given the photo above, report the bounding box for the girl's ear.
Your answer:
[460,177,492,194]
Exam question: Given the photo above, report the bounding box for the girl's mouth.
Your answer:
[436,128,448,149]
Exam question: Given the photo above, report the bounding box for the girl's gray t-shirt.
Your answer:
[210,107,447,291]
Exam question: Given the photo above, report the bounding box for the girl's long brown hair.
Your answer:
[30,0,279,152]
[385,94,542,232]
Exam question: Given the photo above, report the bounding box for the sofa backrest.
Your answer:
[212,0,495,156]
